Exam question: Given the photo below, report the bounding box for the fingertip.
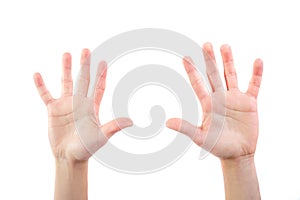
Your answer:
[98,61,107,70]
[117,117,133,128]
[254,58,263,75]
[166,118,180,130]
[255,58,263,66]
[33,72,40,79]
[101,118,133,139]
[220,44,233,63]
[220,44,232,58]
[99,60,107,67]
[81,49,90,61]
[183,56,194,64]
[63,53,72,66]
[33,73,43,86]
[203,42,213,50]
[167,119,199,140]
[203,42,212,46]
[166,118,172,128]
[81,48,90,55]
[220,44,231,51]
[126,118,134,127]
[98,60,108,75]
[80,49,91,66]
[63,52,71,58]
[203,42,216,61]
[183,56,196,73]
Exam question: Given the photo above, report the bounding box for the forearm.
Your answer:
[221,155,260,200]
[54,158,88,200]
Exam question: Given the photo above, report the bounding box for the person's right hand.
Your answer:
[34,49,133,163]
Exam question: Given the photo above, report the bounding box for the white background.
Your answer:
[1,0,300,199]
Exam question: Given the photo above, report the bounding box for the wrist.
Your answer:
[221,153,255,169]
[55,158,88,176]
[220,154,260,200]
[54,158,88,200]
[55,155,88,166]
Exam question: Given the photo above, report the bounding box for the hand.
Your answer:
[34,49,133,163]
[166,43,263,160]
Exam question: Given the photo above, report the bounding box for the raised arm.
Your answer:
[166,43,263,200]
[33,49,133,200]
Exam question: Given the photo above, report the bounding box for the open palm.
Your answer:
[167,43,263,159]
[34,50,132,162]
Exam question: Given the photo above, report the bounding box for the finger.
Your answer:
[61,53,73,96]
[75,49,90,97]
[33,73,54,105]
[246,59,263,98]
[183,56,210,108]
[220,45,238,90]
[101,118,133,139]
[93,61,107,116]
[203,42,224,92]
[166,118,204,146]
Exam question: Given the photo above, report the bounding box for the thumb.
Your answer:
[166,118,204,146]
[101,118,133,139]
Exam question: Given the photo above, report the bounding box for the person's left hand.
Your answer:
[166,43,263,160]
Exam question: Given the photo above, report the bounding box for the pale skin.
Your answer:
[33,49,133,200]
[34,43,263,200]
[167,43,263,200]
